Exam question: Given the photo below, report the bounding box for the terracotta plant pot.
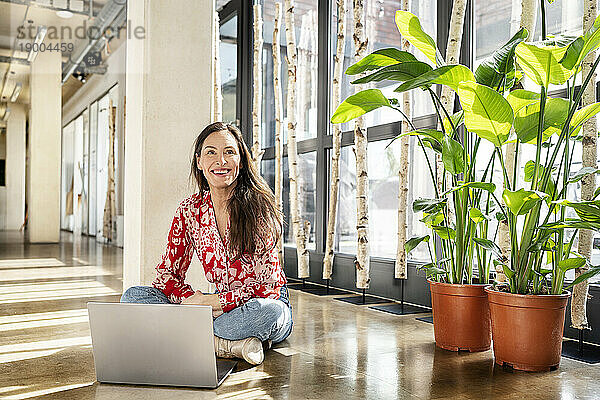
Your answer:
[429,279,491,352]
[485,287,570,372]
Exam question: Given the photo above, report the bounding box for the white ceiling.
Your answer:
[0,0,110,106]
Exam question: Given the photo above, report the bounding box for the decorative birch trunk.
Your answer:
[213,9,222,122]
[498,0,537,281]
[353,0,370,289]
[395,0,411,280]
[252,4,264,169]
[103,102,117,242]
[273,2,284,267]
[437,0,467,195]
[572,0,597,330]
[285,0,310,278]
[323,0,346,280]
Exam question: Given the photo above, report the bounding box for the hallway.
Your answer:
[1,233,600,399]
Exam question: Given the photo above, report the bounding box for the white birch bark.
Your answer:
[285,0,310,278]
[273,2,284,268]
[498,0,537,281]
[353,0,370,289]
[310,10,318,114]
[572,0,597,330]
[252,4,264,169]
[395,0,411,280]
[323,0,346,280]
[297,14,309,136]
[437,0,467,196]
[213,9,222,122]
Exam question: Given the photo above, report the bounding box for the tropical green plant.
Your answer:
[331,10,600,294]
[331,11,519,285]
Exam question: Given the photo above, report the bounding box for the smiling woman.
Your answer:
[120,122,293,366]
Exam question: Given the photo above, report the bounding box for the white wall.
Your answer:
[62,41,126,217]
[0,131,6,229]
[5,104,26,230]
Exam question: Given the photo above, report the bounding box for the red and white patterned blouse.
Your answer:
[152,190,287,313]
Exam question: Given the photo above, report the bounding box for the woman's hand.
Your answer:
[181,291,224,318]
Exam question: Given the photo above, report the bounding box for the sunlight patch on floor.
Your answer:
[0,310,89,332]
[0,336,92,355]
[217,387,273,400]
[1,382,95,400]
[222,370,272,387]
[0,266,115,282]
[0,258,66,269]
[0,279,109,294]
[0,286,119,303]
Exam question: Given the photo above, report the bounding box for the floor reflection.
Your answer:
[1,230,600,399]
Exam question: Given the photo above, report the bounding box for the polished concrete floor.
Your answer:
[1,231,600,399]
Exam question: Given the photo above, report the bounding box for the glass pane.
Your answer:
[475,0,583,64]
[263,153,317,250]
[221,15,238,124]
[334,138,434,260]
[262,1,319,149]
[333,0,437,133]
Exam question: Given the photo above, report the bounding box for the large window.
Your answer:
[255,0,439,265]
[335,0,437,133]
[261,0,319,148]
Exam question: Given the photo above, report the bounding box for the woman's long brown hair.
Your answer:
[190,122,283,258]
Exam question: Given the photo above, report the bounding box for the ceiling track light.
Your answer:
[2,108,11,122]
[10,83,23,103]
[27,26,48,63]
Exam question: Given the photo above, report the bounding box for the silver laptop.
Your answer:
[87,302,237,388]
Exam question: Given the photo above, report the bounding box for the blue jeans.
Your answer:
[120,286,293,343]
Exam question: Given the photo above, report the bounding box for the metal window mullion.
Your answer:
[315,0,331,255]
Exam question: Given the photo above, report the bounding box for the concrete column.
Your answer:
[6,104,26,230]
[29,50,61,242]
[124,0,214,290]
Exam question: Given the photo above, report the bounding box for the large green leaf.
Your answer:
[569,167,600,183]
[561,14,600,70]
[345,48,419,75]
[473,238,503,259]
[515,42,575,87]
[506,89,540,114]
[351,62,433,85]
[502,189,545,216]
[524,160,556,197]
[566,266,600,289]
[331,89,390,124]
[558,257,587,272]
[469,207,488,224]
[397,129,444,153]
[441,136,465,175]
[433,225,456,240]
[421,211,444,227]
[457,81,514,147]
[395,10,440,66]
[553,200,600,224]
[541,219,600,232]
[405,235,430,254]
[442,111,464,135]
[475,28,529,89]
[443,181,497,196]
[513,98,570,143]
[570,103,600,131]
[413,198,447,213]
[394,65,474,93]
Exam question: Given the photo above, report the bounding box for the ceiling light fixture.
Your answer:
[27,26,48,63]
[10,83,23,103]
[2,108,11,122]
[56,10,74,18]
